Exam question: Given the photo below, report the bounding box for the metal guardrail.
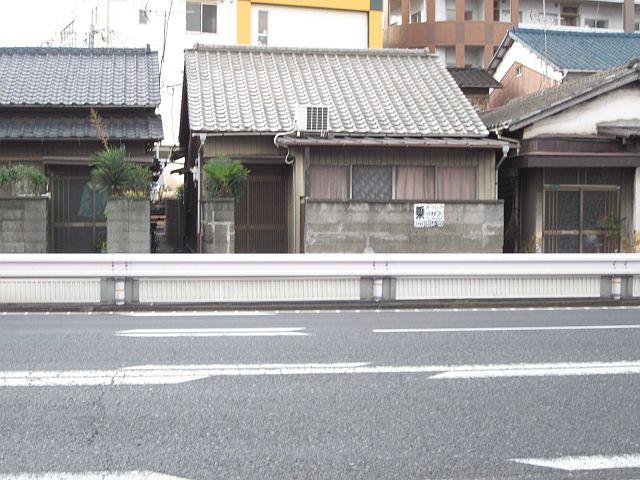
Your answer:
[0,254,639,305]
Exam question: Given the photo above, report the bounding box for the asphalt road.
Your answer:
[1,306,640,479]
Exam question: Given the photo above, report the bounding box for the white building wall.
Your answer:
[524,85,640,138]
[61,0,237,147]
[492,39,564,86]
[518,0,624,29]
[249,4,368,48]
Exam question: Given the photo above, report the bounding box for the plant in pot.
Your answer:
[200,156,249,253]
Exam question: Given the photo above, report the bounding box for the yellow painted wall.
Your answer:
[236,0,383,48]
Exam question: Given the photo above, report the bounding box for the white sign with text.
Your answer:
[414,203,445,228]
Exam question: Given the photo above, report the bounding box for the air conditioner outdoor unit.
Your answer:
[296,105,330,134]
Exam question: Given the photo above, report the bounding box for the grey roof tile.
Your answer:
[509,28,640,72]
[481,60,640,130]
[0,113,163,140]
[447,67,502,89]
[184,45,488,137]
[0,47,161,107]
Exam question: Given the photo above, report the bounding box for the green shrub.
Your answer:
[91,145,152,198]
[91,146,132,197]
[0,164,47,196]
[126,163,152,198]
[202,156,249,200]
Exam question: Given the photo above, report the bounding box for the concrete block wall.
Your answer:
[0,197,47,253]
[201,199,235,253]
[107,198,150,253]
[305,201,504,253]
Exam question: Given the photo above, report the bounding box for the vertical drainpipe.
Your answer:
[197,134,207,252]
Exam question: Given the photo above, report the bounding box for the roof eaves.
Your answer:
[487,30,517,74]
[506,70,640,131]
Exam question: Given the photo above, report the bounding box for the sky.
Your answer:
[0,1,80,47]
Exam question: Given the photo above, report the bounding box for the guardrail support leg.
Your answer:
[372,278,384,302]
[612,276,622,300]
[115,279,126,306]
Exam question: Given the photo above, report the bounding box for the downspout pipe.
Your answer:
[494,128,520,198]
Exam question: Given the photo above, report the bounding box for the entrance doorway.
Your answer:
[544,186,620,253]
[234,164,289,253]
[48,166,107,253]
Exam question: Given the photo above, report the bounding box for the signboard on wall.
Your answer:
[414,203,445,228]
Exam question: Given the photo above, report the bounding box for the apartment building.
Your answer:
[59,0,383,148]
[384,0,640,68]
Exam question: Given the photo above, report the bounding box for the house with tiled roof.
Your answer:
[177,44,509,254]
[447,67,502,111]
[482,59,640,254]
[0,47,163,253]
[487,27,640,108]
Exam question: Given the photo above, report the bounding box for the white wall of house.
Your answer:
[249,4,368,48]
[523,85,640,138]
[492,39,564,87]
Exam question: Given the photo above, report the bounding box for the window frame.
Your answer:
[186,1,218,34]
[308,164,479,202]
[258,10,269,45]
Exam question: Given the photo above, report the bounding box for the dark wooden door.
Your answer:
[235,164,288,253]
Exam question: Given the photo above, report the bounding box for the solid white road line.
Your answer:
[115,327,309,337]
[119,311,275,317]
[512,454,640,471]
[0,472,189,480]
[374,325,640,333]
[3,360,640,387]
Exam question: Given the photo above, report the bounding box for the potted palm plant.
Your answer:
[91,145,152,253]
[200,156,249,253]
[0,164,48,253]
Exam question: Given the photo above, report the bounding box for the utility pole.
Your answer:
[88,23,95,48]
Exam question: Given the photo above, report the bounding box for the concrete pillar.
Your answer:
[511,0,520,25]
[201,199,235,254]
[107,198,150,253]
[624,0,635,32]
[456,44,465,67]
[401,0,410,24]
[0,197,48,253]
[456,0,465,21]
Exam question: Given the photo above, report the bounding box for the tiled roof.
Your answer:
[0,113,163,140]
[482,60,640,131]
[0,47,161,107]
[184,45,488,137]
[489,27,640,74]
[447,67,502,89]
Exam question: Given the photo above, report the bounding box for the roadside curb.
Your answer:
[2,298,640,313]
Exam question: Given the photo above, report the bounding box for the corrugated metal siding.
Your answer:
[0,279,101,304]
[396,276,601,300]
[139,278,360,303]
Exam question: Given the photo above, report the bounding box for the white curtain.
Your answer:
[310,166,349,200]
[438,167,477,200]
[395,167,435,200]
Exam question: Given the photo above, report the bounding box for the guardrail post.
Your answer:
[114,279,125,306]
[372,278,384,302]
[612,276,622,300]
